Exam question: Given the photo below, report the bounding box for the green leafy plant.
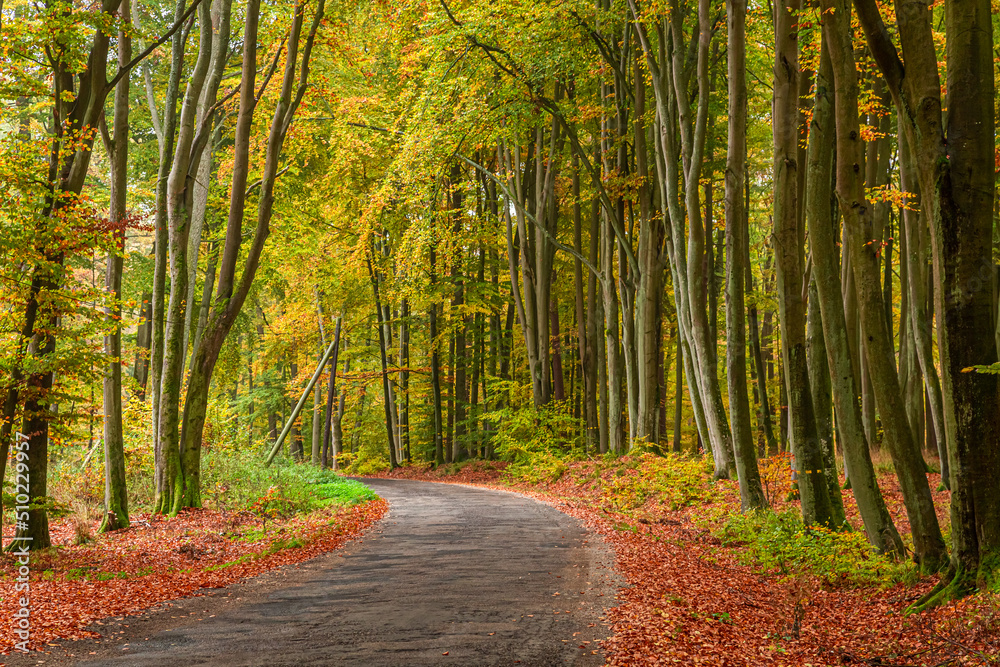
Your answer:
[600,453,718,513]
[719,509,914,588]
[484,379,582,483]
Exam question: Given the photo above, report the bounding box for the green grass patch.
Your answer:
[63,567,144,582]
[266,536,305,554]
[311,478,379,507]
[232,528,269,543]
[204,554,253,572]
[199,449,378,516]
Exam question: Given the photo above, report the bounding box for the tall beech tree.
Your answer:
[804,30,902,555]
[99,0,133,533]
[773,0,835,526]
[725,0,766,510]
[178,0,326,510]
[823,0,946,570]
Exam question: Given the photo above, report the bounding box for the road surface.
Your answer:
[12,479,618,666]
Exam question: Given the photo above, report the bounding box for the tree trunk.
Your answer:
[312,322,324,465]
[773,0,835,526]
[672,332,684,453]
[725,0,766,510]
[100,6,132,532]
[747,258,777,455]
[178,0,326,506]
[934,0,1000,593]
[150,0,188,503]
[823,0,947,570]
[550,298,565,402]
[633,60,666,447]
[430,236,445,465]
[133,291,152,400]
[399,299,410,461]
[369,255,399,470]
[807,277,846,524]
[289,353,303,461]
[898,129,950,488]
[157,0,231,514]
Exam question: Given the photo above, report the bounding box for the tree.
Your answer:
[99,0,133,532]
[824,0,947,571]
[772,0,836,526]
[725,0,766,510]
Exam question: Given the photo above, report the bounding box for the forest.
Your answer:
[1,0,999,661]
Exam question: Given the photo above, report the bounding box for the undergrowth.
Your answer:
[596,452,717,512]
[202,449,377,516]
[718,509,915,588]
[16,434,377,531]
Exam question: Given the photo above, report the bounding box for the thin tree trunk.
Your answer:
[312,300,326,465]
[430,235,445,465]
[289,352,303,461]
[550,298,565,402]
[672,332,683,453]
[321,317,341,469]
[133,291,152,400]
[726,0,766,510]
[747,257,777,455]
[368,255,398,470]
[399,298,410,461]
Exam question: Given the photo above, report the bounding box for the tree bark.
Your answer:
[725,0,766,510]
[773,0,835,526]
[100,3,132,532]
[430,232,445,465]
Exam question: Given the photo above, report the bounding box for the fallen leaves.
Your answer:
[0,498,387,652]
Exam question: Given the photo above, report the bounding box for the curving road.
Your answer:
[15,479,617,666]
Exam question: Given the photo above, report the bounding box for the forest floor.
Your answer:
[369,456,1000,666]
[0,498,387,655]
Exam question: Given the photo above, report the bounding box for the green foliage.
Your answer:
[202,449,377,516]
[504,451,569,485]
[1,488,72,518]
[204,555,253,572]
[484,379,582,483]
[337,445,390,476]
[598,453,718,513]
[719,509,914,588]
[266,536,305,553]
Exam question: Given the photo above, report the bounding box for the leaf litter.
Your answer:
[0,498,387,653]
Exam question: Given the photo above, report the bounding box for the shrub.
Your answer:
[484,379,582,483]
[600,452,718,512]
[719,508,913,588]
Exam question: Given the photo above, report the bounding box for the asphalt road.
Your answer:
[11,479,618,666]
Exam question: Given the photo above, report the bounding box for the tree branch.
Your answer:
[457,153,606,287]
[851,0,904,97]
[105,0,205,93]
